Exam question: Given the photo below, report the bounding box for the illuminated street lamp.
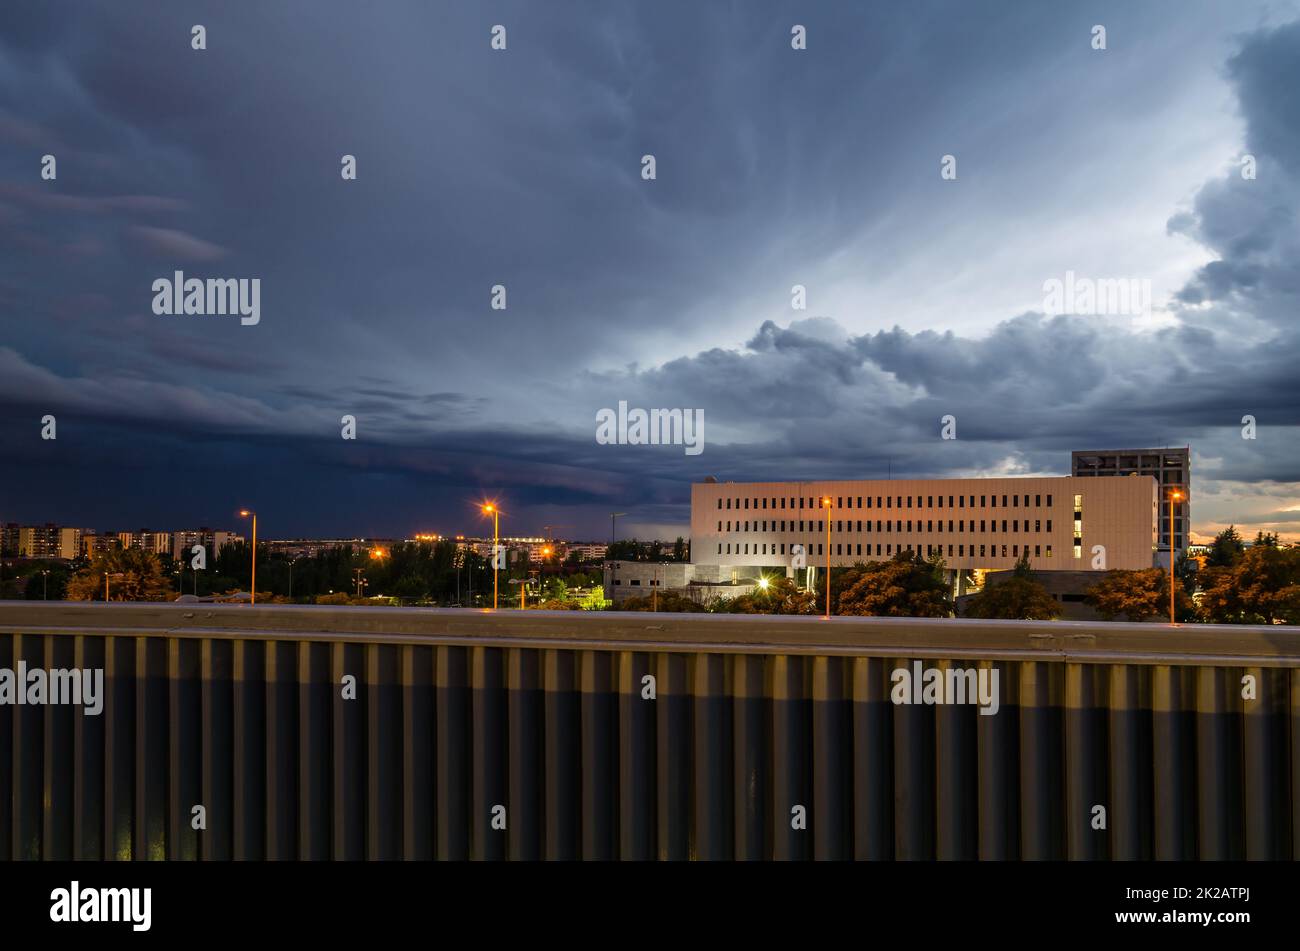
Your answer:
[821,497,834,619]
[1168,489,1185,625]
[481,502,500,610]
[239,510,257,605]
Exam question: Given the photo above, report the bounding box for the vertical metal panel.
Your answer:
[133,636,166,861]
[506,648,542,860]
[73,635,105,860]
[811,655,850,860]
[1064,663,1107,860]
[692,653,731,860]
[470,646,506,861]
[232,639,266,859]
[732,653,768,860]
[771,654,810,860]
[41,634,74,859]
[400,644,434,860]
[103,635,134,860]
[1194,666,1241,859]
[330,642,364,860]
[1292,668,1300,860]
[579,650,616,860]
[655,652,690,860]
[265,640,298,859]
[365,643,401,860]
[201,638,233,861]
[977,660,1017,860]
[1018,661,1062,859]
[934,658,977,860]
[893,657,935,860]
[12,635,43,859]
[434,645,469,860]
[542,649,578,860]
[1107,664,1151,860]
[617,651,655,860]
[1241,666,1287,859]
[166,638,201,860]
[296,641,330,860]
[852,657,892,860]
[0,635,11,860]
[1152,665,1196,860]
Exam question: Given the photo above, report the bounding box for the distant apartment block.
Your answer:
[16,524,88,559]
[1072,447,1189,567]
[691,476,1158,581]
[172,529,242,562]
[565,543,608,562]
[116,530,173,555]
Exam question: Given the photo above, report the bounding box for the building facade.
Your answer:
[690,476,1158,576]
[172,529,242,562]
[16,524,80,559]
[603,560,758,605]
[1072,447,1189,567]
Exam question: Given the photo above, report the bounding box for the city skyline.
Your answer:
[2,1,1299,543]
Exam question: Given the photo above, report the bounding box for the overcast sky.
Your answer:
[2,0,1298,542]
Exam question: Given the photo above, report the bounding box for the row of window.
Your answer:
[715,541,1055,559]
[716,518,1054,534]
[717,493,1054,511]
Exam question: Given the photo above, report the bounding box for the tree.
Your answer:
[962,555,1059,620]
[834,551,951,617]
[614,592,706,612]
[1205,526,1245,568]
[1173,549,1198,595]
[1199,544,1300,624]
[1084,568,1192,622]
[66,548,173,602]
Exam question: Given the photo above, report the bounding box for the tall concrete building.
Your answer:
[172,529,241,562]
[13,524,87,559]
[1072,447,1189,568]
[690,476,1158,587]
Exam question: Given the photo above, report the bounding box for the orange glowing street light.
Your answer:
[821,496,834,620]
[1168,489,1185,625]
[481,501,500,610]
[238,509,257,605]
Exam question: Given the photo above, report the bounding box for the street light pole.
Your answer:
[822,496,833,619]
[239,510,258,605]
[1169,489,1184,625]
[481,503,500,610]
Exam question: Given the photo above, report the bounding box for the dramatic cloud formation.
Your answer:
[0,1,1297,541]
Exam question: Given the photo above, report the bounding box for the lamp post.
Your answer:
[482,502,500,610]
[610,512,626,548]
[41,569,49,600]
[1168,489,1184,625]
[239,510,257,605]
[821,496,833,619]
[288,557,297,601]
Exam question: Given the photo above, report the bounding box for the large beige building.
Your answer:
[690,476,1158,576]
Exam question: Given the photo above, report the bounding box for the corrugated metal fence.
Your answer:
[1,603,1296,859]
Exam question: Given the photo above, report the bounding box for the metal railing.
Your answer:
[1,602,1296,860]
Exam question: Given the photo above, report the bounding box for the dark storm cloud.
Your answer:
[1,2,1298,539]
